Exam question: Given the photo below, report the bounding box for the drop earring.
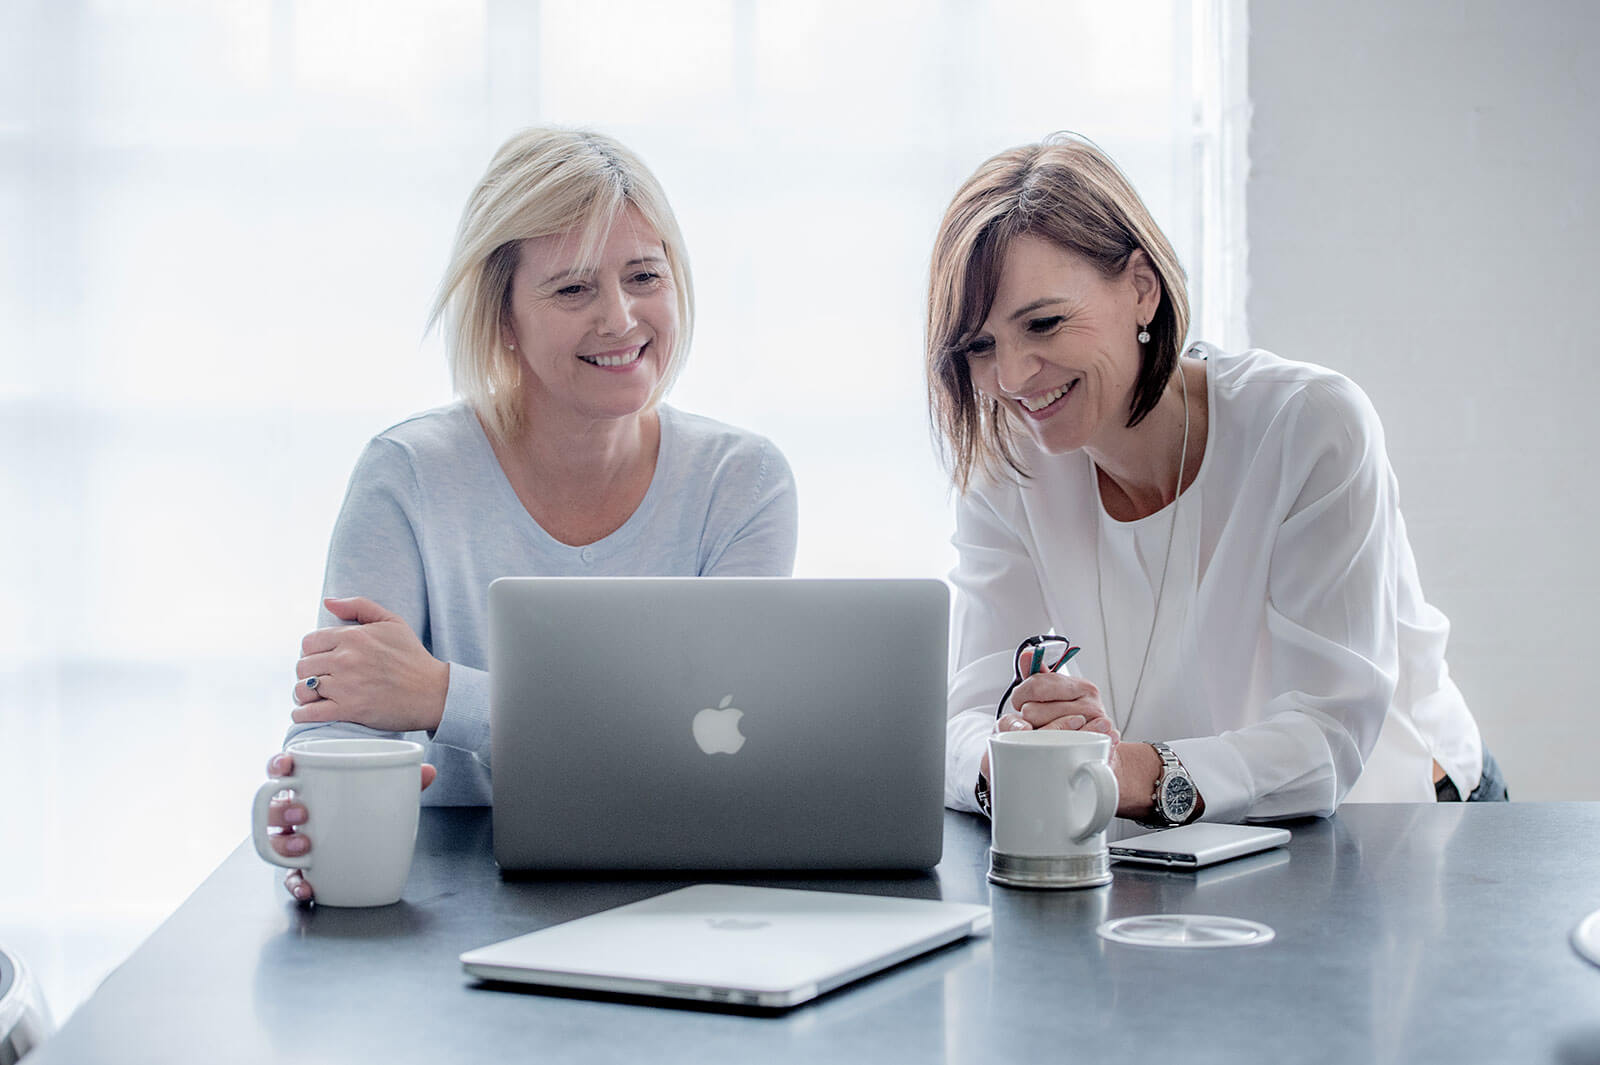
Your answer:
[1137,324,1151,344]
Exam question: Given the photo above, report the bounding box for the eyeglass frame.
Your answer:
[994,634,1080,718]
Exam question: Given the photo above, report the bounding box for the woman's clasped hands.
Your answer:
[996,645,1121,741]
[988,648,1185,823]
[290,595,450,733]
[981,646,1130,804]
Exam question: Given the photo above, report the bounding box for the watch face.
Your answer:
[1161,774,1197,820]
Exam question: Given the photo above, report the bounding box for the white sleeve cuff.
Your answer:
[1166,736,1255,824]
[946,709,993,814]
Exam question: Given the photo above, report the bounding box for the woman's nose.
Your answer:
[595,283,638,337]
[994,343,1039,396]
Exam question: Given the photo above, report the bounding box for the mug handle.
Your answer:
[252,775,311,870]
[1067,761,1119,843]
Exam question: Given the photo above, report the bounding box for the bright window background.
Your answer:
[0,0,1236,1023]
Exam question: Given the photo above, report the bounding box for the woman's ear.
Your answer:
[1126,249,1162,324]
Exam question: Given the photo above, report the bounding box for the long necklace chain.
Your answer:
[1097,362,1190,736]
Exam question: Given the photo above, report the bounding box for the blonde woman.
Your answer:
[263,129,798,901]
[926,135,1501,837]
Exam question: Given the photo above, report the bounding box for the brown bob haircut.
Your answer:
[925,134,1190,491]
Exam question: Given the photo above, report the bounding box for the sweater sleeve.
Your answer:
[702,436,799,577]
[1173,376,1402,822]
[282,437,489,764]
[944,481,1053,813]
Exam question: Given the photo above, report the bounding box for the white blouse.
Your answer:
[945,345,1483,830]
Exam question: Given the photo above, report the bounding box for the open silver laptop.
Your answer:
[460,883,991,1008]
[487,577,949,871]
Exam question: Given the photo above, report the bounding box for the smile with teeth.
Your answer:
[1018,379,1077,413]
[579,345,643,367]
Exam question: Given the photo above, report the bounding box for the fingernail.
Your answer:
[1066,715,1086,729]
[282,807,305,825]
[293,883,310,899]
[284,836,308,855]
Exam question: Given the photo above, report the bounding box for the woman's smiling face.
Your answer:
[501,204,677,425]
[963,234,1158,455]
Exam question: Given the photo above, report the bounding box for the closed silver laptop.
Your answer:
[460,883,991,1009]
[487,577,949,871]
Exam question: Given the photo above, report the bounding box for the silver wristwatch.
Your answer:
[1141,742,1199,828]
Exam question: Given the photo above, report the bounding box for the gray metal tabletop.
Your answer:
[30,803,1600,1064]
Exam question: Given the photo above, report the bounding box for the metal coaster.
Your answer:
[1097,914,1275,949]
[988,849,1112,889]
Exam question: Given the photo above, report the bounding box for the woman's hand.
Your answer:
[291,597,450,733]
[265,752,438,902]
[1109,741,1160,821]
[980,648,1121,780]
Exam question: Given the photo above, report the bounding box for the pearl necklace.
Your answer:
[1097,361,1190,735]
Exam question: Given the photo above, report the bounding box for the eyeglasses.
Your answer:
[995,634,1080,718]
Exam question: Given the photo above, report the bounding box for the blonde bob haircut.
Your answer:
[428,127,694,443]
[926,134,1189,492]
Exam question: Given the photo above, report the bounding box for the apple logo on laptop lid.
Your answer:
[692,695,746,754]
[706,917,770,931]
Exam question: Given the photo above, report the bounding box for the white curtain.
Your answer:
[0,0,1235,1021]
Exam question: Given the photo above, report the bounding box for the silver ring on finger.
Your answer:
[303,675,324,696]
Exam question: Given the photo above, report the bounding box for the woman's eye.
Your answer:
[629,271,661,285]
[556,284,587,297]
[963,338,995,359]
[1026,316,1064,333]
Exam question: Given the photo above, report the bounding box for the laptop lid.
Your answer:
[488,577,949,871]
[459,883,991,1009]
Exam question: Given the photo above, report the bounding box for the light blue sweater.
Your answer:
[284,402,799,804]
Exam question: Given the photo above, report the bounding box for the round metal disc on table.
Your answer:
[1097,913,1275,949]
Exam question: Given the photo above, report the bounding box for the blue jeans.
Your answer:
[1435,747,1509,802]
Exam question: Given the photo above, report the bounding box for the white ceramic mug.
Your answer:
[251,738,425,907]
[987,730,1119,889]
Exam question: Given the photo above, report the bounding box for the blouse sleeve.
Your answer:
[282,438,491,764]
[944,481,1053,812]
[1171,375,1403,822]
